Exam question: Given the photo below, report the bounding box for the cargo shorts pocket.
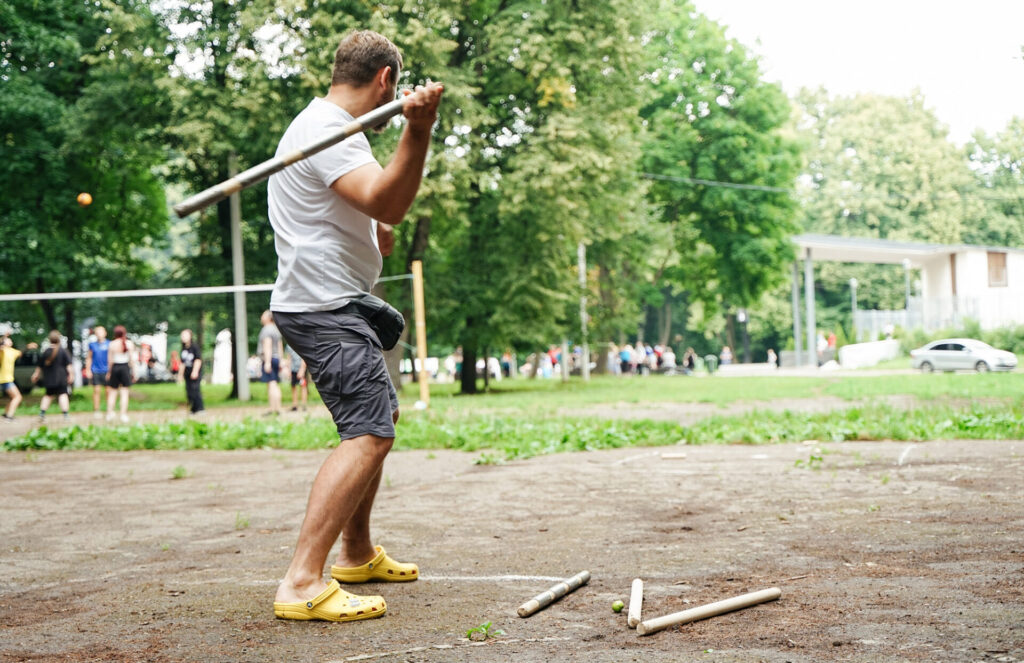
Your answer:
[314,333,387,400]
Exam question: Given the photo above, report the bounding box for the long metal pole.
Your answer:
[577,242,590,381]
[229,153,251,401]
[804,250,816,365]
[411,260,430,408]
[791,261,802,367]
[173,98,407,217]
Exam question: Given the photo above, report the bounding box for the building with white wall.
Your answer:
[788,234,1024,364]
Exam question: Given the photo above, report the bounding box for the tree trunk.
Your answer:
[482,347,489,391]
[658,292,672,347]
[460,343,477,394]
[37,278,59,333]
[725,313,737,357]
[593,345,609,375]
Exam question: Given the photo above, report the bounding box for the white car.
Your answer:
[910,338,1017,373]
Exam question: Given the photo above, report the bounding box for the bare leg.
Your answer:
[275,433,394,604]
[106,387,117,416]
[5,386,21,417]
[92,384,101,412]
[336,408,399,567]
[119,387,130,417]
[268,381,282,413]
[335,466,383,567]
[57,392,70,413]
[40,394,53,413]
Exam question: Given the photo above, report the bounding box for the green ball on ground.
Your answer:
[612,600,624,613]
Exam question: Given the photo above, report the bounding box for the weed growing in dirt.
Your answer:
[171,465,188,480]
[235,512,250,530]
[794,453,824,470]
[466,621,504,641]
[473,451,504,465]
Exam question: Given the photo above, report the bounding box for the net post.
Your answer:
[411,260,430,408]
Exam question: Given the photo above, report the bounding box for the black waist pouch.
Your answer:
[344,293,405,351]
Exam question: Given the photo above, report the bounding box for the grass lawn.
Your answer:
[6,371,1022,457]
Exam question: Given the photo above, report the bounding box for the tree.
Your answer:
[640,1,802,352]
[966,117,1024,248]
[794,90,980,323]
[0,0,171,343]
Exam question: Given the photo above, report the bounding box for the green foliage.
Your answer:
[0,0,171,337]
[641,1,802,317]
[965,117,1024,248]
[466,621,504,641]
[170,464,188,480]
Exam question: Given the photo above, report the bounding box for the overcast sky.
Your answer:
[690,0,1024,144]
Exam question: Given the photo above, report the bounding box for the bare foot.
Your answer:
[334,545,378,569]
[275,575,328,604]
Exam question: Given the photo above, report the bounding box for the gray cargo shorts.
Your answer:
[273,308,398,441]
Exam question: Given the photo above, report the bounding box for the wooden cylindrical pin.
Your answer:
[627,578,644,628]
[516,570,591,617]
[636,587,782,636]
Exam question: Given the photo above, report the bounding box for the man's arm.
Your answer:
[85,348,93,380]
[330,83,443,225]
[192,358,202,381]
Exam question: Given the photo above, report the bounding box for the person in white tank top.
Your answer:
[105,325,135,423]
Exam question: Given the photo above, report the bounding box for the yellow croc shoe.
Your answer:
[331,545,419,583]
[273,580,386,622]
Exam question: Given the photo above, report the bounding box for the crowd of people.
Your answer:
[0,310,311,424]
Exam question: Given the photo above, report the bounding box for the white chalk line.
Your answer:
[167,574,565,588]
[897,444,916,466]
[328,636,572,662]
[421,574,564,582]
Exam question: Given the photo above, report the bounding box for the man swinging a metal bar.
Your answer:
[269,30,442,623]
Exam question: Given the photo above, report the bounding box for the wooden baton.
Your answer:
[627,578,644,628]
[516,570,591,617]
[636,587,781,636]
[172,97,407,218]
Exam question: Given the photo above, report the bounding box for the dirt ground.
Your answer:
[1,419,1023,661]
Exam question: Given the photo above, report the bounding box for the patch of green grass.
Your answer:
[680,403,1024,444]
[409,372,1024,415]
[6,402,1022,458]
[170,465,188,480]
[235,512,250,530]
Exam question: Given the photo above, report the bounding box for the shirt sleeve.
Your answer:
[306,129,379,189]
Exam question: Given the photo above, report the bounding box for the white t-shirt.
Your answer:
[268,97,382,312]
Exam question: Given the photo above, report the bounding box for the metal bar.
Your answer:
[229,152,251,401]
[173,97,407,217]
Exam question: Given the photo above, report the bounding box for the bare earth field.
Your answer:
[1,433,1023,662]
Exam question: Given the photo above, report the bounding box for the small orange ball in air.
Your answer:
[77,192,92,206]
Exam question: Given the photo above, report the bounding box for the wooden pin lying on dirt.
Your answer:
[517,571,591,617]
[627,578,644,628]
[636,587,782,636]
